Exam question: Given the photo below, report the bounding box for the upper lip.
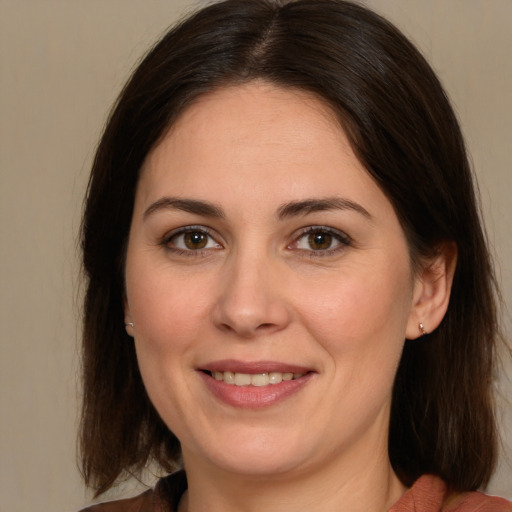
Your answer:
[199,359,314,374]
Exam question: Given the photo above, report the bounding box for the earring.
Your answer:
[125,322,134,328]
[418,322,427,336]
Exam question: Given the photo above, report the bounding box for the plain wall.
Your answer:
[0,1,510,510]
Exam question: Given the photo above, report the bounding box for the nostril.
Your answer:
[219,322,235,333]
[212,292,292,337]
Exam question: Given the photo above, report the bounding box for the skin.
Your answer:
[124,82,455,512]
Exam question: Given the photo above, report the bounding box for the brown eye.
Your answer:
[184,231,208,249]
[167,227,221,253]
[292,227,350,255]
[308,232,333,250]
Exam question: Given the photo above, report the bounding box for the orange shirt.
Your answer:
[390,475,511,512]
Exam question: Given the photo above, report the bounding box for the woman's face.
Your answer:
[124,82,423,479]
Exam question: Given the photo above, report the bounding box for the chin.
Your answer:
[185,427,317,478]
[211,452,309,479]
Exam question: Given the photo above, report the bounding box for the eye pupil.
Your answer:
[308,232,332,250]
[184,231,207,249]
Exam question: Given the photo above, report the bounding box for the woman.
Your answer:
[79,1,511,510]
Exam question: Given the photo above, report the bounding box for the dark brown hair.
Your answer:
[80,0,501,495]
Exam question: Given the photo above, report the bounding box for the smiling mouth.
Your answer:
[202,370,307,387]
[199,365,314,408]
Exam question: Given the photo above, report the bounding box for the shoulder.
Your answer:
[446,489,512,512]
[78,471,187,512]
[390,474,511,512]
[78,488,154,512]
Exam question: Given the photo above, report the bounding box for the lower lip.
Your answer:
[199,372,313,409]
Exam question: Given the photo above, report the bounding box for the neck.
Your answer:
[179,432,407,512]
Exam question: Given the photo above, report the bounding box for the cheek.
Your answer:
[294,263,413,360]
[126,264,214,355]
[126,268,215,427]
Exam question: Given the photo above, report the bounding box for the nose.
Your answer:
[212,252,292,339]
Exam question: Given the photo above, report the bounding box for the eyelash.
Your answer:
[160,225,221,257]
[291,226,352,257]
[160,225,352,258]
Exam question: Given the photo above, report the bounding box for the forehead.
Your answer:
[141,83,365,188]
[134,81,399,229]
[170,81,343,139]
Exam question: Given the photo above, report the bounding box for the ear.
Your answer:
[406,242,458,339]
[124,297,135,337]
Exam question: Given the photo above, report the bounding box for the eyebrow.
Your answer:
[143,197,225,220]
[143,195,371,221]
[277,197,372,220]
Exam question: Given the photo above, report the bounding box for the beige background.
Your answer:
[1,1,511,510]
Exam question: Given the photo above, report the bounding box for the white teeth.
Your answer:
[224,371,235,384]
[251,373,269,386]
[234,373,251,386]
[268,372,282,384]
[210,371,305,386]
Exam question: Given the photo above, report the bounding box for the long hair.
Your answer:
[80,0,501,495]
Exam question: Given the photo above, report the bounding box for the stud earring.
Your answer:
[418,322,427,336]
